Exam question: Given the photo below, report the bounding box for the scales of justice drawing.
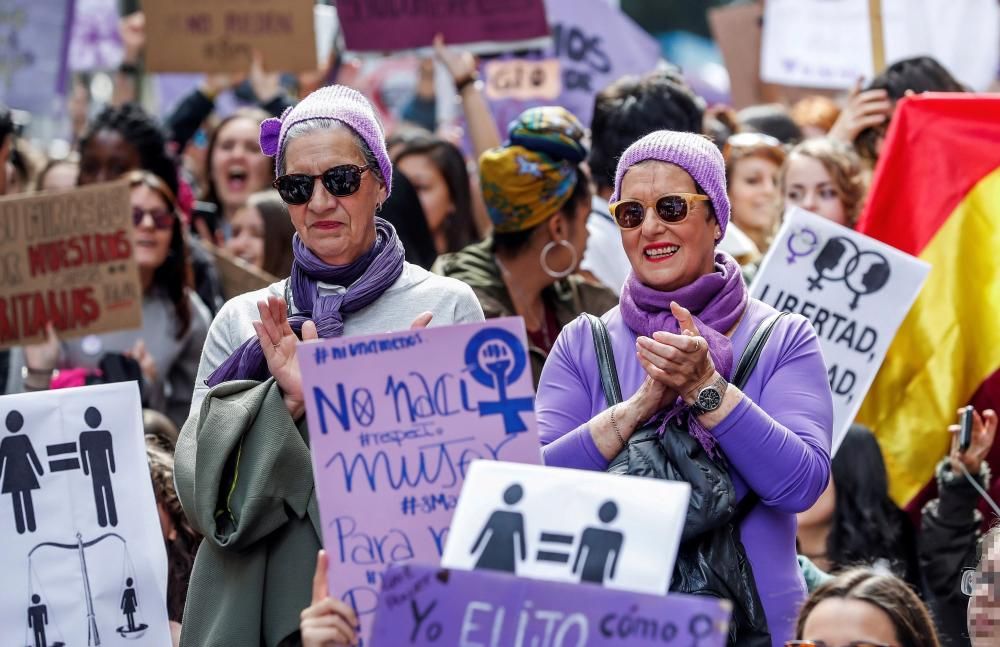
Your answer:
[23,532,148,647]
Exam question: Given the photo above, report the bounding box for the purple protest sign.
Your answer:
[67,0,123,71]
[483,0,661,129]
[370,563,732,647]
[0,0,75,114]
[337,0,550,53]
[297,317,542,644]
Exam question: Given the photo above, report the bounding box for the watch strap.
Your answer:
[690,374,728,414]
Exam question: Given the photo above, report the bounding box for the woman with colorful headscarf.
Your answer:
[433,106,618,385]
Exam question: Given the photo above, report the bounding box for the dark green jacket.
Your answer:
[175,378,321,647]
[433,239,619,384]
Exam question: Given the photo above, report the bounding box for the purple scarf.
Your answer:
[206,217,405,386]
[618,252,748,456]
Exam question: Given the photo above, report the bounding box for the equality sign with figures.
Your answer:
[750,207,930,452]
[442,461,690,595]
[0,383,171,647]
[369,563,731,647]
[297,318,542,644]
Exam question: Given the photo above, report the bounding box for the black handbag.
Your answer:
[585,311,788,647]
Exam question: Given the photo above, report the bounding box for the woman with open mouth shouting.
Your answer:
[535,130,834,646]
[201,108,275,241]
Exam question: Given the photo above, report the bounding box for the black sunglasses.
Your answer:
[608,193,711,230]
[272,164,370,205]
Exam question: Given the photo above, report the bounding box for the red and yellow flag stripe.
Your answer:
[856,94,1000,505]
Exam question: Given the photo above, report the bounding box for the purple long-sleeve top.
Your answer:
[536,298,833,646]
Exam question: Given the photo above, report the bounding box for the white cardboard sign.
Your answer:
[750,208,930,453]
[760,0,1000,90]
[442,461,690,595]
[0,382,171,646]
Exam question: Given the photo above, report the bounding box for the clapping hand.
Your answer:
[636,302,716,404]
[252,296,317,419]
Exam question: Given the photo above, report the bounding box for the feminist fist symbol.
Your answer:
[465,329,533,435]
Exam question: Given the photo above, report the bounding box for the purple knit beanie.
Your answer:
[611,130,730,239]
[259,85,392,195]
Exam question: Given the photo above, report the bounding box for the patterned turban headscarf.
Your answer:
[479,106,588,234]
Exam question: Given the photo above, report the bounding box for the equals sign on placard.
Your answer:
[47,442,80,472]
[536,532,574,564]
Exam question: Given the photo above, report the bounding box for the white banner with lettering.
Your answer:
[749,208,930,453]
[761,0,1000,90]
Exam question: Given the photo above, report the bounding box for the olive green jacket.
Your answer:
[433,239,619,385]
[175,378,321,647]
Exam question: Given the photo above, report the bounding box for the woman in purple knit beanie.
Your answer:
[175,85,484,647]
[535,130,833,646]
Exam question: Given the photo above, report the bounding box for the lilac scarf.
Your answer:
[206,218,405,386]
[618,252,748,456]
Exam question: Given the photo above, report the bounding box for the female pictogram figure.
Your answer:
[120,578,138,631]
[0,410,44,534]
[471,484,527,574]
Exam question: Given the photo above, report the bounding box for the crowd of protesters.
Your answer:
[1,9,998,647]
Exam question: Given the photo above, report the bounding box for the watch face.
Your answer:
[697,386,723,412]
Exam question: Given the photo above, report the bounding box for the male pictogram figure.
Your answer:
[79,407,117,527]
[572,500,624,585]
[28,594,48,647]
[0,410,44,534]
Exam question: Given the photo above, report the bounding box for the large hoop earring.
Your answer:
[540,239,578,279]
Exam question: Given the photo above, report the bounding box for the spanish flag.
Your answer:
[856,94,1000,506]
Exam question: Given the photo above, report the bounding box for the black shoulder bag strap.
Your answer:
[583,310,790,520]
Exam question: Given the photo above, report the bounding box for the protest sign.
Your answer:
[67,0,123,71]
[750,208,930,452]
[297,317,542,641]
[761,0,1000,90]
[143,0,317,74]
[336,0,550,54]
[0,0,74,114]
[208,244,277,300]
[442,461,690,595]
[484,59,561,101]
[369,563,731,647]
[0,182,142,350]
[0,382,171,646]
[483,0,660,133]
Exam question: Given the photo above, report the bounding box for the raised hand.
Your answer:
[828,77,892,144]
[119,12,146,65]
[127,339,158,385]
[950,408,998,476]
[249,50,283,104]
[24,322,61,374]
[251,296,317,419]
[301,550,359,647]
[433,33,477,85]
